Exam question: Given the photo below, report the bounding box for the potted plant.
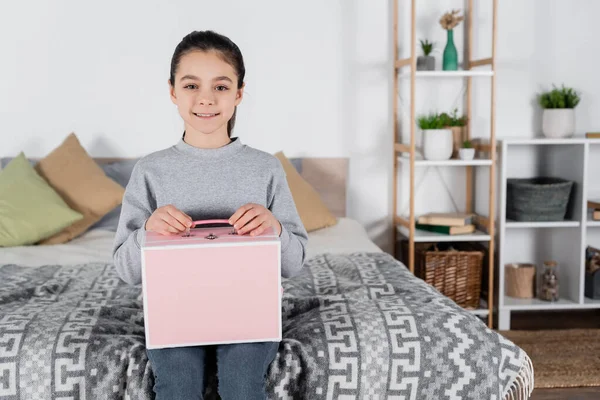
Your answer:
[417,39,435,71]
[417,113,453,160]
[538,84,581,138]
[459,140,475,160]
[441,108,468,157]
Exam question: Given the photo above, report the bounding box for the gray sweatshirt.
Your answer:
[112,136,308,285]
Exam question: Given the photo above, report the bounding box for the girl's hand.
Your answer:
[229,203,282,237]
[145,205,193,235]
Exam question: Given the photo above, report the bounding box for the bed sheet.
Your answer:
[0,218,381,267]
[0,229,116,267]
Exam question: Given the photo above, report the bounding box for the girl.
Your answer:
[112,30,308,400]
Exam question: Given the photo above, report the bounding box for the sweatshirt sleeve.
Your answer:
[112,162,155,285]
[268,163,309,278]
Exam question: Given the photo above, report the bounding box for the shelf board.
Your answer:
[505,220,580,229]
[399,70,494,78]
[500,137,589,145]
[502,296,579,310]
[582,298,600,308]
[398,156,493,167]
[466,299,490,317]
[587,218,600,227]
[397,226,491,242]
[469,308,489,317]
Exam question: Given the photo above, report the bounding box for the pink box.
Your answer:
[141,220,281,349]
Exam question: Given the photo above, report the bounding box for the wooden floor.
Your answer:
[509,309,600,400]
[531,387,600,400]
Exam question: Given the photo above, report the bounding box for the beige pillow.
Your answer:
[34,133,125,245]
[274,151,337,232]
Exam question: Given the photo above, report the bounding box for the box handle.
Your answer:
[192,219,231,228]
[183,219,235,239]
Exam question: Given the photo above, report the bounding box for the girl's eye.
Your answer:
[184,84,198,90]
[215,85,229,91]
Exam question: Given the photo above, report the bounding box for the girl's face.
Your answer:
[170,50,244,140]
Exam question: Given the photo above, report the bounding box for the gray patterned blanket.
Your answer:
[0,252,533,399]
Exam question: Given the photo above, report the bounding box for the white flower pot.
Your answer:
[422,129,453,160]
[459,148,475,160]
[542,109,575,138]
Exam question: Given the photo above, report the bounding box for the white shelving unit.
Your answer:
[498,137,600,330]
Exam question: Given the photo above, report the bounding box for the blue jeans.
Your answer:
[147,341,279,400]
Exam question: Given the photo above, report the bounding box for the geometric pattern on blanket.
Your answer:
[0,252,533,400]
[267,252,533,400]
[0,264,152,400]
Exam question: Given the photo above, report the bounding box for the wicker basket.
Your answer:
[402,242,484,308]
[505,263,536,298]
[506,177,573,221]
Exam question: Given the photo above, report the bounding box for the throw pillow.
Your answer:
[90,159,140,231]
[1,157,36,169]
[273,151,337,232]
[0,153,84,247]
[34,133,125,244]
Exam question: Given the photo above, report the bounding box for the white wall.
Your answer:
[1,0,598,252]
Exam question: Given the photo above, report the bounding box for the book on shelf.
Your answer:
[415,223,475,235]
[586,132,600,139]
[594,210,600,221]
[417,212,473,227]
[588,200,600,210]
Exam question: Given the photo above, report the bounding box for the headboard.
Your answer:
[94,157,349,218]
[289,157,348,218]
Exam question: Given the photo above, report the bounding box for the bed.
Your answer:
[0,157,534,400]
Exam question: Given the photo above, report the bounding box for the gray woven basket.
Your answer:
[506,177,574,221]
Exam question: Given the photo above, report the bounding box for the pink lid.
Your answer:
[143,224,279,248]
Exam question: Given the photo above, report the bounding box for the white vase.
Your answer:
[542,109,575,138]
[422,129,453,160]
[459,148,475,160]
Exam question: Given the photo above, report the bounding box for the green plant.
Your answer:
[417,113,447,129]
[449,108,467,126]
[438,112,452,127]
[437,108,467,127]
[417,110,468,129]
[462,140,473,148]
[420,39,434,56]
[538,84,581,109]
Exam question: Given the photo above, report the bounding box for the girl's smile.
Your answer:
[193,112,220,119]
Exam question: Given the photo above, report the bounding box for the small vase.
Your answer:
[539,261,560,302]
[459,148,475,160]
[443,29,458,71]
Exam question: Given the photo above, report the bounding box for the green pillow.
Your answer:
[0,153,84,247]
